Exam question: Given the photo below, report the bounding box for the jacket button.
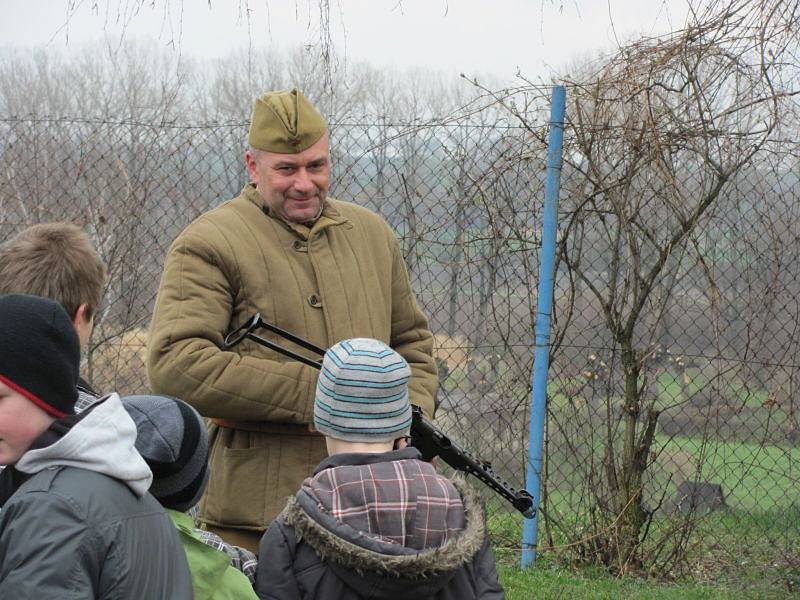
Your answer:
[308,294,322,308]
[292,239,307,252]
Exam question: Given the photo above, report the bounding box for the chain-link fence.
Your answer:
[1,79,798,586]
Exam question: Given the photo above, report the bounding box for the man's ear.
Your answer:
[72,303,89,329]
[72,303,94,349]
[244,150,259,183]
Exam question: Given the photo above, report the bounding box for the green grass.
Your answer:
[551,369,777,414]
[728,378,771,409]
[489,509,799,598]
[654,370,699,405]
[654,434,800,509]
[439,366,467,392]
[654,370,774,411]
[496,560,795,599]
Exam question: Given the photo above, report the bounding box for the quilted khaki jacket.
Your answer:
[147,183,437,535]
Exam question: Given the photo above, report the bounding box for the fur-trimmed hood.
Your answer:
[283,476,487,598]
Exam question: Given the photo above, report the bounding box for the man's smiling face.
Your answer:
[245,133,331,224]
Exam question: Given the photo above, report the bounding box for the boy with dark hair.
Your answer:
[256,338,504,600]
[0,222,107,409]
[121,394,259,599]
[0,294,192,598]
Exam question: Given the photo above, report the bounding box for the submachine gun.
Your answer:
[224,313,536,519]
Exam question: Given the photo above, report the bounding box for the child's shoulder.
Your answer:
[9,465,148,518]
[2,467,90,523]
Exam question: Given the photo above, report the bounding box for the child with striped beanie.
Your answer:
[256,338,504,600]
[313,338,413,444]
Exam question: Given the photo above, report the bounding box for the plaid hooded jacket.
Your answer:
[256,447,504,600]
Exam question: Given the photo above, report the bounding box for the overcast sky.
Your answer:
[1,0,691,80]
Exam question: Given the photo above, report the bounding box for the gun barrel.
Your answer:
[410,406,535,519]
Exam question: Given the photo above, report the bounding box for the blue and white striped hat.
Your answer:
[314,338,412,443]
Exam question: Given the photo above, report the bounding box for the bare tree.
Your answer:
[539,0,800,571]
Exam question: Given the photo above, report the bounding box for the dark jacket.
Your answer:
[0,394,194,599]
[256,448,504,600]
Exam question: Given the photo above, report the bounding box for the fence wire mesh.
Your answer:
[1,95,797,582]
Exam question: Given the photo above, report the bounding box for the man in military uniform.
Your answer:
[147,89,438,552]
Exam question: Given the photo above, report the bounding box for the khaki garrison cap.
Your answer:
[248,89,328,153]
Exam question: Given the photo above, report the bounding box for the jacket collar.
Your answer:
[0,410,95,505]
[168,509,236,587]
[313,447,422,475]
[15,393,153,497]
[285,476,486,582]
[240,183,349,239]
[76,376,98,397]
[0,465,30,506]
[26,402,94,451]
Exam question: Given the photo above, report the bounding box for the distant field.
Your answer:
[496,560,796,600]
[481,404,799,599]
[653,434,800,510]
[441,368,798,597]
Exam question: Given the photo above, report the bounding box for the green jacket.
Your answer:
[169,509,258,600]
[148,184,437,537]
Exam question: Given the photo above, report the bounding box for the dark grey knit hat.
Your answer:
[314,338,412,443]
[121,395,209,512]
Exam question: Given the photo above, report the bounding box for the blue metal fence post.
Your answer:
[521,85,566,568]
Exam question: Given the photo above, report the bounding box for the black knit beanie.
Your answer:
[0,294,79,417]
